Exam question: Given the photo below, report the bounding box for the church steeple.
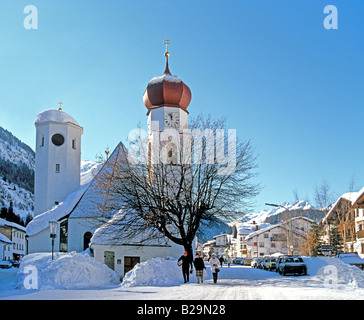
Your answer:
[143,40,192,114]
[163,38,171,75]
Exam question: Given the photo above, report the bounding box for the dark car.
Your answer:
[10,260,20,268]
[0,261,12,269]
[277,256,307,276]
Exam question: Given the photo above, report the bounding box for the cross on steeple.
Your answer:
[163,38,171,57]
[57,100,63,111]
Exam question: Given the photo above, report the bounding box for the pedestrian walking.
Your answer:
[219,256,224,268]
[178,250,193,283]
[227,256,232,268]
[209,253,221,284]
[193,253,206,284]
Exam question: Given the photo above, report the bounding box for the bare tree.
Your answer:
[314,179,333,211]
[97,114,260,256]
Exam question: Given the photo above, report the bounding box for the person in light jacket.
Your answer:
[209,253,221,284]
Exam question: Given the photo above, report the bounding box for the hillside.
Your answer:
[0,126,35,222]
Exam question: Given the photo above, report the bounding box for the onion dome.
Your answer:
[143,49,191,114]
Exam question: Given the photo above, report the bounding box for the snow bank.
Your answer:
[17,252,120,290]
[121,257,183,287]
[305,257,364,289]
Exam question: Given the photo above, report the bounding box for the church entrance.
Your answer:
[83,232,92,251]
[124,256,140,275]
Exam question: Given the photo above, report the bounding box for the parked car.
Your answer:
[264,257,278,271]
[234,258,245,265]
[251,257,259,268]
[336,253,364,270]
[10,260,20,268]
[261,257,270,270]
[256,257,264,269]
[277,256,307,276]
[244,258,252,266]
[0,260,13,269]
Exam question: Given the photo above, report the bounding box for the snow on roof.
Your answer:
[91,210,171,247]
[352,186,364,208]
[26,183,90,236]
[149,73,182,85]
[70,142,128,219]
[27,142,126,236]
[322,192,358,224]
[35,109,80,127]
[0,218,26,232]
[0,232,12,244]
[244,216,312,241]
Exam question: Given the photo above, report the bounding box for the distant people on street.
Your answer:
[193,253,206,284]
[227,256,232,268]
[178,251,193,283]
[209,253,221,284]
[219,256,224,268]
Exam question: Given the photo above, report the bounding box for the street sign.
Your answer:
[321,245,333,256]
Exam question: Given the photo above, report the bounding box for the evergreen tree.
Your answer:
[330,224,344,255]
[306,222,323,256]
[0,206,8,220]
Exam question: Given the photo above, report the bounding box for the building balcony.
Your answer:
[357,230,364,239]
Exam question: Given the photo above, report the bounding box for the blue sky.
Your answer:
[0,0,363,212]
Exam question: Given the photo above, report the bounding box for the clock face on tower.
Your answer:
[164,112,180,128]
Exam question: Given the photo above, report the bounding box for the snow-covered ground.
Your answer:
[1,253,364,300]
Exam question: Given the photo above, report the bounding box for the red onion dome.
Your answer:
[143,56,191,114]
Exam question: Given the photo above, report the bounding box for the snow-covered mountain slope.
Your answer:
[0,126,35,170]
[230,200,326,230]
[0,126,35,221]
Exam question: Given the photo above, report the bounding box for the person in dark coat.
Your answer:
[193,253,206,284]
[178,251,193,283]
[219,256,224,268]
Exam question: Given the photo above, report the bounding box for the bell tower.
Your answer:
[34,104,83,216]
[143,40,192,167]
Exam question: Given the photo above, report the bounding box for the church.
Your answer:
[27,44,195,278]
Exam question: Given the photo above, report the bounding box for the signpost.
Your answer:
[321,245,333,256]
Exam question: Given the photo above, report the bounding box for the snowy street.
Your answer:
[2,259,364,300]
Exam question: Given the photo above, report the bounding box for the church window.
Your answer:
[55,164,60,173]
[51,133,65,146]
[59,220,68,252]
[72,139,76,149]
[40,136,44,147]
[83,232,92,251]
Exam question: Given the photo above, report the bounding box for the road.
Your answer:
[1,264,363,300]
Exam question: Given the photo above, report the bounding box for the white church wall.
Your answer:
[67,218,100,252]
[28,227,55,254]
[92,240,185,279]
[34,120,82,216]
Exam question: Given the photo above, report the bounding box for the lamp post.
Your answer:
[49,221,57,260]
[265,203,294,256]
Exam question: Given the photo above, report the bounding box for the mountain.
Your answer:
[230,200,326,231]
[0,126,35,222]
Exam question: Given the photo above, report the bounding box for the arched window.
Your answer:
[83,232,92,251]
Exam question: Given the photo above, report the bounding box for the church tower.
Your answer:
[143,40,192,166]
[33,105,83,216]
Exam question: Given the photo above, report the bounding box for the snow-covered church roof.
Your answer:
[26,142,128,236]
[35,109,81,127]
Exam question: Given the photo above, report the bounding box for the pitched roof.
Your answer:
[70,142,128,219]
[27,142,128,236]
